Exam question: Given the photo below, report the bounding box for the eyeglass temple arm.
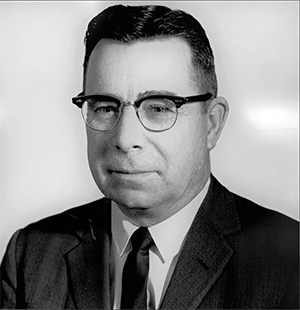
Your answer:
[72,92,86,108]
[174,93,212,108]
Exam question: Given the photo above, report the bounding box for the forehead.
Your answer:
[85,38,198,97]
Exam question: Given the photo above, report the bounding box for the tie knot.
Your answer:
[131,227,154,251]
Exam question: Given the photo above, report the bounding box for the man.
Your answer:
[1,4,299,309]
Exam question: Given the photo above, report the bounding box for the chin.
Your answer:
[101,185,159,208]
[108,190,151,209]
[100,184,182,226]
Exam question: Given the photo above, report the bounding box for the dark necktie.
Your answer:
[121,227,154,309]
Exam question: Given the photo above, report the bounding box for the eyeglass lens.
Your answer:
[81,97,178,131]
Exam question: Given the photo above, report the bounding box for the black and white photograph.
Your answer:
[0,1,298,309]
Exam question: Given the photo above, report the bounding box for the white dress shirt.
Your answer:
[110,178,210,309]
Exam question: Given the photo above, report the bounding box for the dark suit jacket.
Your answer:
[1,176,299,309]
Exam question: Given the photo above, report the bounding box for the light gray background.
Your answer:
[0,1,299,259]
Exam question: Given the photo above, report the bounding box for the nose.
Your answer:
[112,105,145,153]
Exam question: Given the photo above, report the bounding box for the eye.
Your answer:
[95,105,118,113]
[87,99,119,114]
[150,105,171,113]
[142,99,176,113]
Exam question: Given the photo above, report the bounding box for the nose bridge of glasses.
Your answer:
[121,99,139,106]
[119,100,141,124]
[120,100,141,114]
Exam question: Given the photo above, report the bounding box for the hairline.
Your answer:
[83,35,210,102]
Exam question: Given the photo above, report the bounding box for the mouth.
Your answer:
[108,169,153,175]
[106,168,158,186]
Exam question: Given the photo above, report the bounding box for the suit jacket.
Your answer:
[1,175,299,309]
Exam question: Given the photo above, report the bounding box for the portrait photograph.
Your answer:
[0,1,298,309]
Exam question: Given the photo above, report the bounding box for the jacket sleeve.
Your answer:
[1,230,22,309]
[279,232,300,309]
[280,265,299,309]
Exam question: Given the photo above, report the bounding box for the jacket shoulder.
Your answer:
[23,197,110,233]
[210,176,298,254]
[230,191,299,256]
[12,198,111,255]
[233,192,298,231]
[1,198,111,309]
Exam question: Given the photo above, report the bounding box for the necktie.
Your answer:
[121,227,154,309]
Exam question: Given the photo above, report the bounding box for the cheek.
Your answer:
[86,131,108,169]
[87,132,98,159]
[86,131,115,193]
[159,117,208,179]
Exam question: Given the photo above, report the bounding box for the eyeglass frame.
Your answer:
[72,92,212,132]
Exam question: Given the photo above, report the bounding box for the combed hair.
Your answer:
[83,4,218,98]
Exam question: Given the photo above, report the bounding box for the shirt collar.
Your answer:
[111,205,136,258]
[111,177,210,262]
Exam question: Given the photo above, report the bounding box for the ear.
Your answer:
[206,96,229,150]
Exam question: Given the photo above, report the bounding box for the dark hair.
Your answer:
[83,4,218,98]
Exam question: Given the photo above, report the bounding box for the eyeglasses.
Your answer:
[72,92,212,132]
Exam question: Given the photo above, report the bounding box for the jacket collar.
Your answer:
[160,175,241,309]
[64,175,241,309]
[64,198,112,309]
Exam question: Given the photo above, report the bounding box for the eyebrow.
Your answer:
[136,90,177,100]
[89,90,178,102]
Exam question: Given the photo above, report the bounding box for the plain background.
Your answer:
[0,1,298,260]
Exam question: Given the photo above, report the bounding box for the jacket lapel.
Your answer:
[63,177,240,309]
[160,176,241,309]
[65,199,112,309]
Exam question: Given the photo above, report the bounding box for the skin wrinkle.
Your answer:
[85,37,227,227]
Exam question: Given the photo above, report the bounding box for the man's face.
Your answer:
[85,38,216,225]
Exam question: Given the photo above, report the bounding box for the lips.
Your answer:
[108,169,153,175]
[108,169,156,184]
